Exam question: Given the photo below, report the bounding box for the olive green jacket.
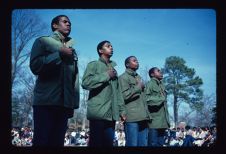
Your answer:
[81,58,126,121]
[30,31,80,112]
[118,69,150,122]
[145,77,170,128]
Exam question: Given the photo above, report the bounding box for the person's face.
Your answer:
[53,17,71,37]
[152,68,163,80]
[128,57,139,71]
[99,42,113,58]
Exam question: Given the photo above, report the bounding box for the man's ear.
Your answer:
[98,49,103,55]
[53,23,58,30]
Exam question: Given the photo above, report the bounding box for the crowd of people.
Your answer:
[165,126,216,147]
[11,126,33,146]
[64,129,89,146]
[11,125,216,147]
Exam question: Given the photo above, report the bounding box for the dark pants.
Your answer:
[148,128,166,147]
[32,106,73,147]
[88,120,115,147]
[124,121,148,146]
[182,135,195,147]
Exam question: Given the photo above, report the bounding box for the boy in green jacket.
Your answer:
[82,40,126,147]
[30,15,79,146]
[119,56,150,146]
[145,67,170,147]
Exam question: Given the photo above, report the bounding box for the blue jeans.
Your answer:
[182,135,195,147]
[148,128,166,147]
[89,120,115,147]
[124,121,148,146]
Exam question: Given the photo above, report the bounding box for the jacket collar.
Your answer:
[99,57,117,67]
[152,77,162,85]
[51,31,72,43]
[126,68,137,77]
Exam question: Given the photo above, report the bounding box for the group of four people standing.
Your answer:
[30,15,170,147]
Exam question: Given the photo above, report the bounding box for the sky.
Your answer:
[14,9,216,96]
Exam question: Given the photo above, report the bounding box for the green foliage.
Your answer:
[163,56,204,126]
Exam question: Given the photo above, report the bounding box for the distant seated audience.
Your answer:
[11,125,216,147]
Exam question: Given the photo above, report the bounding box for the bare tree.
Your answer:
[12,10,48,86]
[68,59,90,131]
[138,66,149,84]
[178,110,195,126]
[176,94,216,127]
[11,10,48,128]
[77,61,89,130]
[193,94,216,127]
[11,67,36,127]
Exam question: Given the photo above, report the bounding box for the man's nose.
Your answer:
[66,22,71,26]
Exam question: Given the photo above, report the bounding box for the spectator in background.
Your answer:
[182,126,195,147]
[117,129,126,146]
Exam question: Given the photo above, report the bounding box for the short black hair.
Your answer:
[97,40,110,56]
[51,15,69,32]
[148,67,158,78]
[125,56,136,68]
[185,125,191,131]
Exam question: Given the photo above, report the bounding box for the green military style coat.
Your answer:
[118,69,150,122]
[30,31,80,113]
[81,57,126,121]
[145,77,170,129]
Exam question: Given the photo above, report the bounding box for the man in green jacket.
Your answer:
[119,56,150,146]
[82,40,126,147]
[30,15,79,146]
[145,67,170,147]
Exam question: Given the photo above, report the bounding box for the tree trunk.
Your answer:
[82,116,86,130]
[173,95,178,128]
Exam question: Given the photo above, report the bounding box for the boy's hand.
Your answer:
[120,114,126,122]
[137,80,145,91]
[60,47,74,57]
[108,68,117,79]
